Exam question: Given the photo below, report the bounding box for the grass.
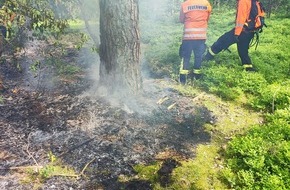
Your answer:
[126,5,290,190]
[67,19,86,31]
[116,78,263,189]
[21,152,77,189]
[11,4,287,189]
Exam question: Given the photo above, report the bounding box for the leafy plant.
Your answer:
[199,65,242,100]
[29,60,41,75]
[133,162,161,183]
[142,22,181,78]
[22,151,77,187]
[237,72,267,95]
[265,107,290,124]
[250,81,290,112]
[222,121,290,189]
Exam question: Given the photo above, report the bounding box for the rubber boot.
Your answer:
[243,64,256,72]
[193,73,202,80]
[245,67,257,72]
[203,48,215,61]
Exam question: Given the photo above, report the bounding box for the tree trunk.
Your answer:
[99,0,142,94]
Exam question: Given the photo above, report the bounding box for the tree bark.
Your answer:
[99,0,142,94]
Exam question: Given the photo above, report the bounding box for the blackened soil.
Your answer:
[0,48,214,190]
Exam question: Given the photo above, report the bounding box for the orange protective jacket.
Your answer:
[235,0,251,35]
[180,0,212,40]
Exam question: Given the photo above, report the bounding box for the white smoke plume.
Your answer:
[78,0,179,114]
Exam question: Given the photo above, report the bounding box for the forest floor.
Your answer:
[0,39,262,190]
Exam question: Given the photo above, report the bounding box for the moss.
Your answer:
[128,145,227,190]
[133,162,161,183]
[171,145,226,190]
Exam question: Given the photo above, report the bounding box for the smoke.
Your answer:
[75,0,145,114]
[77,0,180,115]
[76,0,100,86]
[139,0,168,20]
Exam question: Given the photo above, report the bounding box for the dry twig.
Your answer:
[80,157,97,177]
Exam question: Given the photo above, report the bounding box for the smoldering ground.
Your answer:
[0,1,215,189]
[0,43,214,190]
[0,62,213,189]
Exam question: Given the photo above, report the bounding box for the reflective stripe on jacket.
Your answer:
[235,0,251,35]
[180,0,212,40]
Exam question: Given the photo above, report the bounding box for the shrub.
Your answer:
[144,40,180,78]
[222,121,290,189]
[250,80,290,112]
[140,17,182,78]
[237,72,268,95]
[200,65,242,100]
[265,107,290,124]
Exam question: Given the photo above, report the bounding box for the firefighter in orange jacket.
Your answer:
[204,0,257,71]
[179,0,212,84]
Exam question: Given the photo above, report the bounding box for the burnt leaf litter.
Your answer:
[0,45,215,190]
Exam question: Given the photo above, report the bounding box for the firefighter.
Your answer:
[204,0,257,71]
[179,0,212,85]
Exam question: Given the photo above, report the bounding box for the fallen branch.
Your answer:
[80,157,97,177]
[157,96,169,105]
[0,165,43,170]
[167,103,177,110]
[22,132,40,171]
[52,173,79,178]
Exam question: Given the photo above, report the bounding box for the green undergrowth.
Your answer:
[117,80,265,189]
[118,162,161,185]
[170,145,225,190]
[222,116,290,189]
[123,83,289,189]
[135,7,290,190]
[28,29,85,81]
[47,57,82,77]
[21,152,77,189]
[119,145,226,190]
[143,12,290,111]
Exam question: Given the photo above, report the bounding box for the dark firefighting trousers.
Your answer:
[208,28,254,66]
[179,39,206,84]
